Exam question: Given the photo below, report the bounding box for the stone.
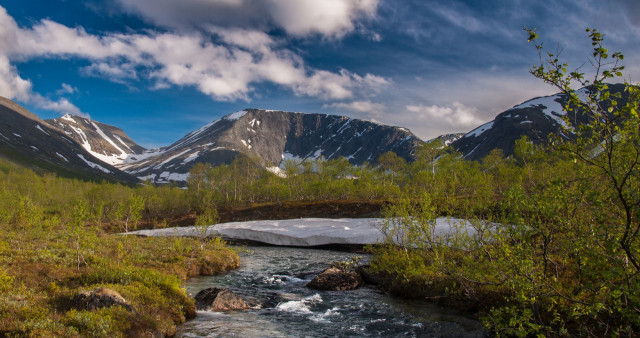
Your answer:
[194,287,249,311]
[72,287,134,312]
[306,267,364,291]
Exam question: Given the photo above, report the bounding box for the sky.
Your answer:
[0,0,639,148]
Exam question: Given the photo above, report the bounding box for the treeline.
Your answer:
[184,142,514,219]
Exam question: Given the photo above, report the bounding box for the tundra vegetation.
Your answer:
[0,29,637,336]
[369,29,640,336]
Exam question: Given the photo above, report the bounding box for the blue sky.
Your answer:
[1,0,639,148]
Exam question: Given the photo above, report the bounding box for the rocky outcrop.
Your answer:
[306,267,364,291]
[194,287,249,311]
[71,287,135,312]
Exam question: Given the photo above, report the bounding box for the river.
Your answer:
[177,246,485,337]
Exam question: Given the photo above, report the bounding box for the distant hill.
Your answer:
[0,96,139,183]
[120,109,424,184]
[450,83,630,160]
[47,114,146,166]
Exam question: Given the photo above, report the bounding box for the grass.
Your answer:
[0,224,239,336]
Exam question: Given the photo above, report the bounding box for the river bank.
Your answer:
[178,246,485,337]
[0,229,239,337]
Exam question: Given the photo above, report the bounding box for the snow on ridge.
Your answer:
[181,151,200,164]
[154,149,192,169]
[464,121,494,138]
[113,134,134,153]
[77,154,110,173]
[68,124,126,166]
[168,119,221,151]
[90,122,127,157]
[61,114,76,123]
[122,148,165,164]
[35,125,50,136]
[224,110,248,121]
[336,119,353,134]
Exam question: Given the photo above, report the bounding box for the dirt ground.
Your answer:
[133,200,389,231]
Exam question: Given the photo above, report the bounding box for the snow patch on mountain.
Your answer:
[181,151,200,164]
[513,95,568,128]
[90,122,127,157]
[464,121,494,138]
[35,125,50,136]
[157,171,189,182]
[266,166,285,177]
[77,154,110,173]
[224,110,248,121]
[61,114,76,123]
[155,149,191,169]
[56,152,69,162]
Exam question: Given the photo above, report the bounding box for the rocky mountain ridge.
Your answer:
[450,83,629,160]
[120,109,423,184]
[0,97,139,183]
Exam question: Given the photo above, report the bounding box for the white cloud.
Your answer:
[57,83,78,95]
[32,96,85,117]
[406,102,484,128]
[0,5,389,109]
[0,50,84,117]
[115,0,380,39]
[265,0,379,38]
[324,100,387,121]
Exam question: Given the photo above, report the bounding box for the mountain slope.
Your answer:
[47,114,146,166]
[121,109,424,184]
[451,83,629,160]
[0,96,139,183]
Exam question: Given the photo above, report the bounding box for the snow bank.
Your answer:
[127,217,474,247]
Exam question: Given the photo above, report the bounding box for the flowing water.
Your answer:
[177,246,485,337]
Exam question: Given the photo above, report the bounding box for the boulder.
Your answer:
[194,287,249,311]
[72,287,134,312]
[306,267,364,291]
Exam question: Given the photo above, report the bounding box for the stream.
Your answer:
[177,246,485,337]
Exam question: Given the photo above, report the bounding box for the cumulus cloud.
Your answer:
[0,10,83,117]
[406,102,484,128]
[115,0,380,38]
[0,5,389,111]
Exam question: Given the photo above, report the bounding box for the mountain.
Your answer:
[47,114,146,166]
[0,97,139,183]
[450,83,629,160]
[120,109,423,184]
[428,133,464,146]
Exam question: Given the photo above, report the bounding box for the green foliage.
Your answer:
[369,28,640,336]
[0,158,238,336]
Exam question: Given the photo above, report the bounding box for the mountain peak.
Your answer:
[121,109,424,184]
